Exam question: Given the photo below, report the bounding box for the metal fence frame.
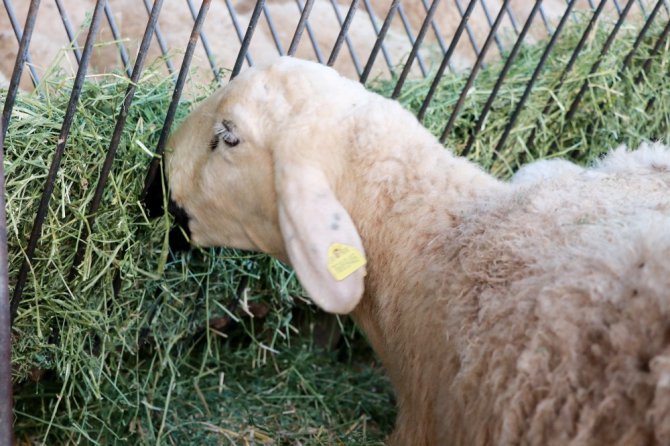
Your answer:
[1,0,669,441]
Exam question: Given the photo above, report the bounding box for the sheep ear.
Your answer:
[275,164,366,314]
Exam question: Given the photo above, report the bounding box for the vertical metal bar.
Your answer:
[103,2,132,77]
[525,0,608,150]
[390,0,438,96]
[504,2,520,34]
[635,14,670,83]
[186,0,221,82]
[360,0,400,84]
[142,0,176,77]
[439,0,512,143]
[417,0,478,122]
[293,0,325,63]
[564,0,636,123]
[536,3,555,36]
[70,0,166,276]
[621,0,665,73]
[262,4,286,55]
[327,0,360,66]
[492,0,577,158]
[480,0,506,56]
[363,0,402,74]
[1,0,41,136]
[455,0,482,59]
[330,0,363,75]
[422,0,449,53]
[637,0,648,16]
[10,0,107,323]
[463,0,544,155]
[644,21,670,112]
[396,4,430,76]
[0,120,15,446]
[3,0,40,88]
[54,0,82,64]
[232,0,265,78]
[288,0,316,55]
[142,0,212,200]
[226,0,255,66]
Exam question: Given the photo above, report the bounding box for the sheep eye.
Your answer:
[212,120,239,149]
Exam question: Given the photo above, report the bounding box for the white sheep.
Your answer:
[162,56,670,445]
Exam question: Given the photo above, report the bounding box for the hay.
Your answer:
[4,12,670,444]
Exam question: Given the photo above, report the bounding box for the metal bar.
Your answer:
[480,0,506,56]
[621,0,665,73]
[537,3,555,36]
[391,0,438,96]
[635,13,670,83]
[417,0,478,122]
[186,0,221,82]
[142,0,212,201]
[644,22,670,112]
[288,0,316,55]
[439,0,512,142]
[455,0,482,59]
[11,0,107,323]
[361,0,400,84]
[232,0,265,77]
[3,0,40,88]
[396,4,430,76]
[294,0,325,63]
[564,0,636,123]
[423,0,449,53]
[525,0,608,151]
[492,0,577,158]
[226,0,254,66]
[70,0,166,276]
[361,0,395,72]
[504,2,520,34]
[142,0,176,77]
[327,0,360,66]
[1,0,41,135]
[103,1,132,77]
[637,0,648,16]
[330,0,363,76]
[613,0,623,14]
[54,0,82,64]
[0,120,15,446]
[262,3,286,55]
[463,0,544,155]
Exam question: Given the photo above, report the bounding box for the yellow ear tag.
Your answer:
[327,243,366,281]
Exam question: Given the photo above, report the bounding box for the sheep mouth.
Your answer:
[167,197,192,252]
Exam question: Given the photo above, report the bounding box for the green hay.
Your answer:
[3,13,670,445]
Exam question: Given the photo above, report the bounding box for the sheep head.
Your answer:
[165,57,370,314]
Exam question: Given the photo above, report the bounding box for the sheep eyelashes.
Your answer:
[163,57,670,445]
[212,120,239,149]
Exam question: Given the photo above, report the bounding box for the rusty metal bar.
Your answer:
[0,118,15,446]
[54,0,82,64]
[70,0,166,277]
[142,0,212,201]
[186,0,221,82]
[361,0,400,84]
[440,0,512,143]
[3,0,40,88]
[10,0,107,323]
[103,1,132,77]
[142,0,176,78]
[232,0,265,77]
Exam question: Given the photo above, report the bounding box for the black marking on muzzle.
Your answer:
[141,163,192,253]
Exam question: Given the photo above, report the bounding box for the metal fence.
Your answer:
[1,0,669,441]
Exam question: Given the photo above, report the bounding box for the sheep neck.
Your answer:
[341,139,503,443]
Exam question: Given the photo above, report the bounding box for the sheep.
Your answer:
[160,56,670,445]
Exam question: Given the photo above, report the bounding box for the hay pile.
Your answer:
[3,11,670,444]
